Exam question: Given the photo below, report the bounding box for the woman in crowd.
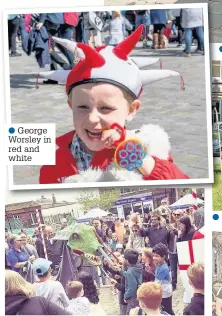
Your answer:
[5,270,71,315]
[127,224,145,253]
[178,216,196,242]
[78,271,107,315]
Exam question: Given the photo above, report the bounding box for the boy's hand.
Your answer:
[101,129,122,148]
[114,274,121,279]
[110,278,117,285]
[137,155,155,176]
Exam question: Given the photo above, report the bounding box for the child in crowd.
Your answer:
[130,282,170,315]
[152,243,174,315]
[141,247,155,282]
[39,25,188,184]
[116,243,124,254]
[212,301,216,316]
[66,281,91,316]
[183,263,204,315]
[116,249,143,315]
[110,233,118,252]
[33,258,70,309]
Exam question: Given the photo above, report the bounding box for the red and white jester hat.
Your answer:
[40,25,184,97]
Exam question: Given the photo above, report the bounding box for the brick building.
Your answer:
[5,201,42,231]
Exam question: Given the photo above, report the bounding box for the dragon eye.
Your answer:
[73,233,79,239]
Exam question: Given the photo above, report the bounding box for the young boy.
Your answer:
[39,25,188,184]
[66,281,91,316]
[152,243,174,315]
[183,263,204,315]
[110,233,118,252]
[130,281,170,315]
[115,248,143,315]
[33,258,70,309]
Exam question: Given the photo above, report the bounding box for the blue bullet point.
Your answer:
[219,46,222,53]
[213,214,219,220]
[8,127,15,134]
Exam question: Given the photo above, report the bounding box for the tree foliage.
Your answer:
[76,189,121,213]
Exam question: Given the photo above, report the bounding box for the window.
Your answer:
[120,188,136,195]
[212,101,222,122]
[212,61,222,80]
[12,215,20,220]
[30,213,38,225]
[139,187,149,192]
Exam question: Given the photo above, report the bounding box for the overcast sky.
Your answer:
[6,188,99,204]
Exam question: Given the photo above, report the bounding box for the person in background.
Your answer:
[105,227,113,246]
[152,243,174,315]
[134,10,150,47]
[5,270,71,315]
[212,301,217,316]
[181,8,204,57]
[116,243,124,254]
[60,218,68,230]
[178,216,196,242]
[123,221,131,248]
[114,218,125,244]
[78,271,107,316]
[91,218,104,239]
[33,258,70,309]
[150,9,166,49]
[141,247,155,283]
[216,287,222,316]
[110,233,118,252]
[192,207,204,239]
[5,229,11,270]
[127,224,145,254]
[117,249,143,315]
[8,14,21,57]
[7,235,35,273]
[66,281,91,316]
[20,233,39,259]
[183,263,204,315]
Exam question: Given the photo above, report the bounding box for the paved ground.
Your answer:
[100,273,185,315]
[10,39,209,185]
[104,0,222,43]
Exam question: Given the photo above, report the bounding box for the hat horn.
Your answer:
[131,57,160,69]
[140,69,180,86]
[52,37,85,60]
[113,25,144,60]
[39,70,70,84]
[77,43,105,67]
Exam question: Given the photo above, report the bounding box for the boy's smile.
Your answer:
[69,83,141,153]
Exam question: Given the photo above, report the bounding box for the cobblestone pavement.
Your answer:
[100,273,185,315]
[10,39,209,185]
[104,0,222,43]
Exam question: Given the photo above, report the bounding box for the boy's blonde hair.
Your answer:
[137,282,162,310]
[66,281,83,299]
[112,11,121,18]
[5,270,35,298]
[187,263,204,290]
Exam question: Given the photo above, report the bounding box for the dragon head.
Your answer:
[53,222,102,265]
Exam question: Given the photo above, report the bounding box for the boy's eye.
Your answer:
[77,105,89,109]
[101,106,115,111]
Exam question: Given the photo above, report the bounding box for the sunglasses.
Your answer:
[133,230,138,232]
[174,214,181,217]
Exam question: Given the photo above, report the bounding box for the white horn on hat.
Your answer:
[140,69,180,86]
[51,37,85,60]
[131,57,160,69]
[39,70,70,84]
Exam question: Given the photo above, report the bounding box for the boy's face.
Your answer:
[78,287,84,297]
[153,253,164,265]
[69,83,141,152]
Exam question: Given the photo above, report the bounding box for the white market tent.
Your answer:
[77,207,108,221]
[169,194,204,210]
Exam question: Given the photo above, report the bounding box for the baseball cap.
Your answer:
[32,258,52,276]
[116,243,123,249]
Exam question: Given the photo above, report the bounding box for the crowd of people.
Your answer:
[8,8,204,79]
[5,203,205,315]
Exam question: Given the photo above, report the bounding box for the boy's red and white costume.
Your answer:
[39,25,188,184]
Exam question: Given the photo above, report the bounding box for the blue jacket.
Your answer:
[23,26,51,68]
[39,13,64,25]
[120,263,143,301]
[150,9,167,25]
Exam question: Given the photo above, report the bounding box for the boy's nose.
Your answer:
[88,111,100,123]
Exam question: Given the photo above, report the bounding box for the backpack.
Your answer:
[63,12,79,26]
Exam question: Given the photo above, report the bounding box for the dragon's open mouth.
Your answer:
[73,249,101,266]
